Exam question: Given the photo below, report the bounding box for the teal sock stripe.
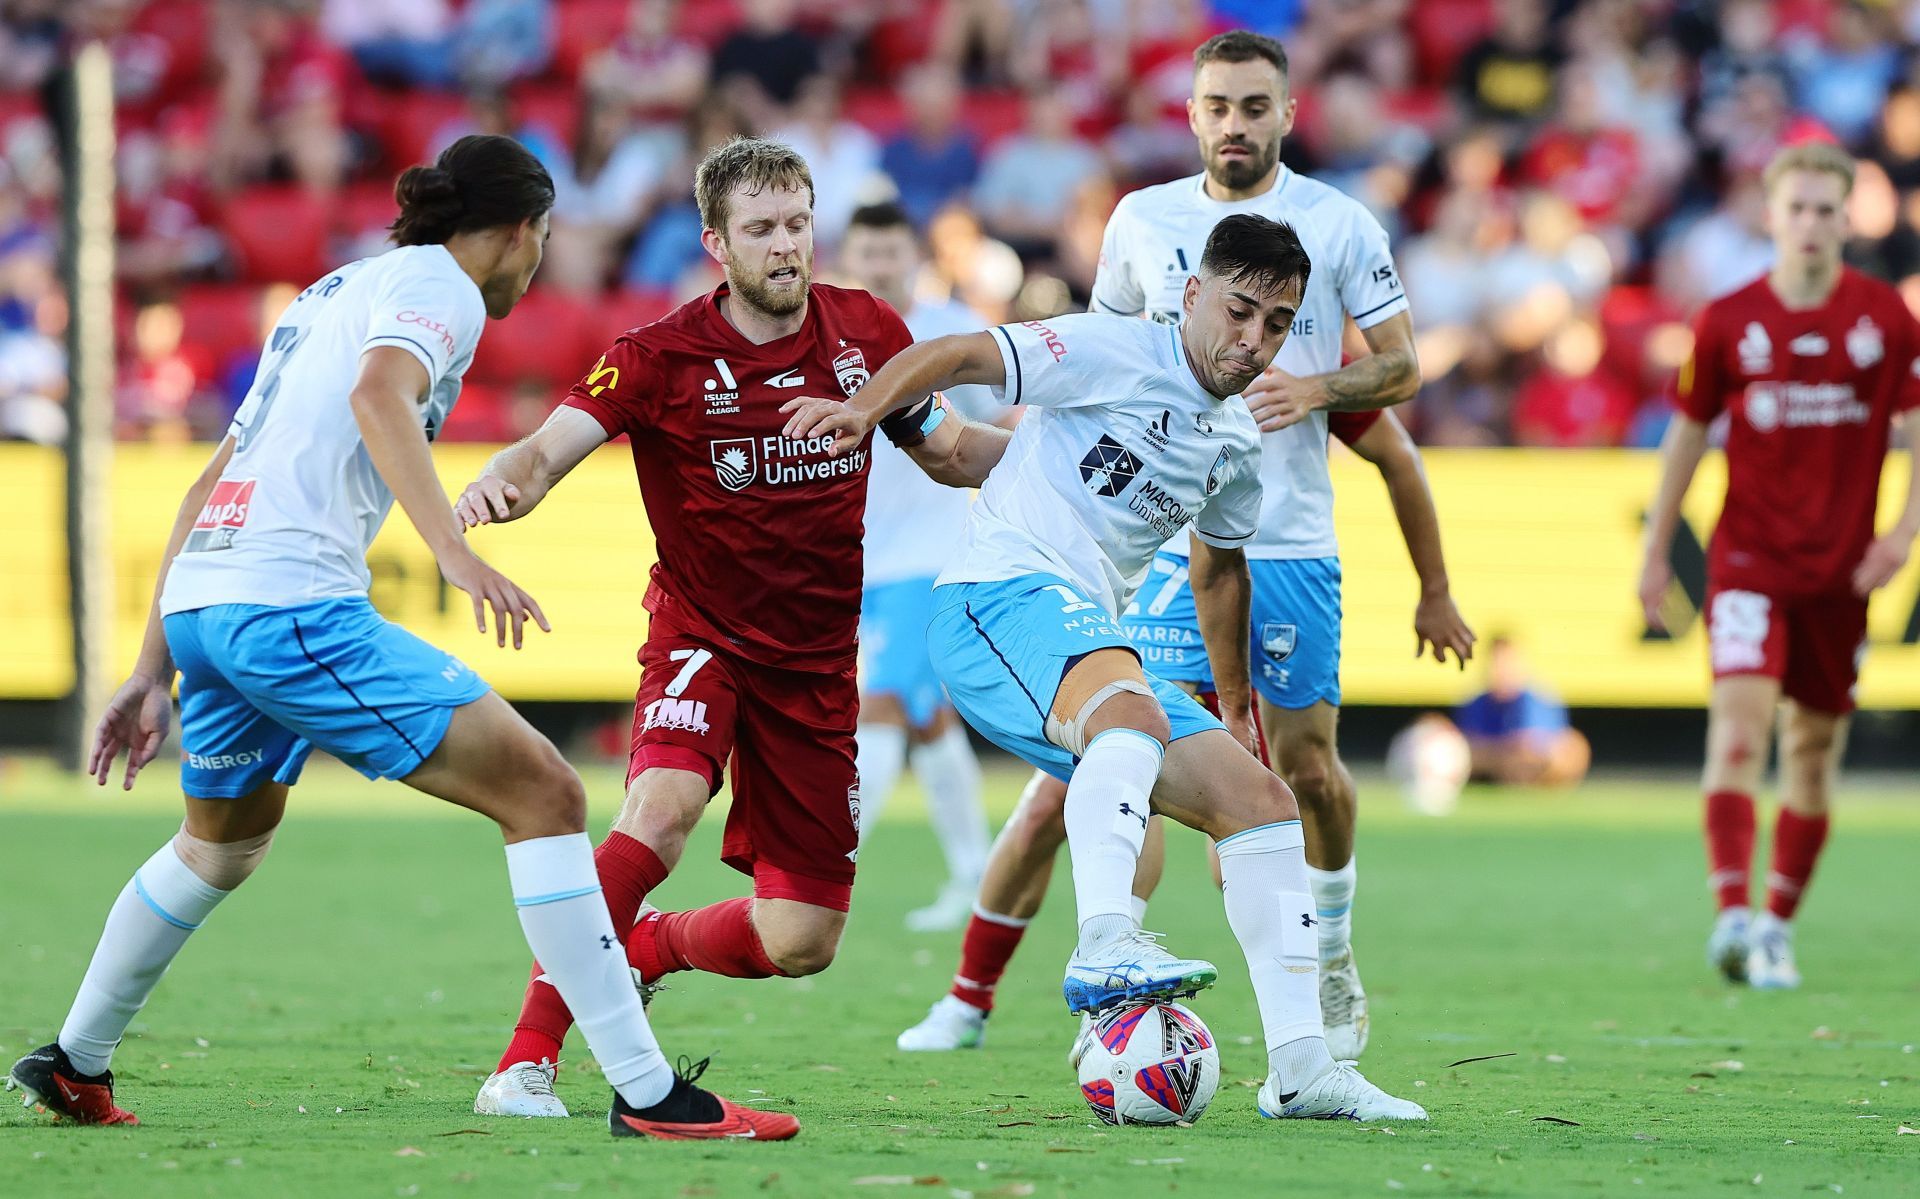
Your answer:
[1316,903,1352,917]
[1085,727,1164,759]
[133,873,201,931]
[1214,819,1303,851]
[514,885,601,908]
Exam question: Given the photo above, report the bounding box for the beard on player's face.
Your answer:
[1206,134,1279,192]
[725,242,813,317]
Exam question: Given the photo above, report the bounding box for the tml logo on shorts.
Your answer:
[183,478,257,553]
[643,697,711,735]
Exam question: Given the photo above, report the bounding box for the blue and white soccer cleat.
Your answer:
[1707,907,1751,984]
[1257,1062,1428,1123]
[1745,912,1800,990]
[1061,929,1217,1015]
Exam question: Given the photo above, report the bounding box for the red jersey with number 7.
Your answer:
[1671,268,1920,598]
[563,283,914,672]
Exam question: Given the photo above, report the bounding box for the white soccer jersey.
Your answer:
[161,244,486,614]
[862,297,1006,587]
[1091,166,1409,560]
[936,313,1263,616]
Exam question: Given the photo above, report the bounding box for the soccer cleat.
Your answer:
[475,1058,569,1118]
[1066,1012,1095,1070]
[1320,950,1370,1060]
[608,1056,799,1141]
[1746,913,1801,990]
[1257,1062,1428,1123]
[1061,929,1217,1015]
[895,995,986,1052]
[904,880,977,933]
[7,1043,138,1126]
[1707,907,1751,984]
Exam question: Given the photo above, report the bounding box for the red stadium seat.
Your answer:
[553,0,630,80]
[222,187,331,283]
[377,90,471,173]
[510,82,582,146]
[1409,0,1495,87]
[843,87,908,139]
[673,0,742,48]
[338,180,399,244]
[439,379,508,442]
[589,288,678,350]
[960,90,1028,147]
[468,287,595,388]
[177,284,267,371]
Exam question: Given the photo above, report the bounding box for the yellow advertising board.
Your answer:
[4,444,1918,708]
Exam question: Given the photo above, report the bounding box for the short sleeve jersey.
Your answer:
[935,313,1263,616]
[1091,167,1409,561]
[862,298,1007,587]
[161,244,486,614]
[1672,268,1920,597]
[564,283,913,672]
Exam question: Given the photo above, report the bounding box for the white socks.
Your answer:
[1216,820,1335,1088]
[505,833,672,1108]
[1306,858,1356,963]
[59,839,231,1076]
[1063,728,1163,938]
[912,724,990,887]
[854,723,909,841]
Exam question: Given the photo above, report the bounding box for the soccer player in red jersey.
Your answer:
[1641,142,1920,989]
[452,137,1008,1122]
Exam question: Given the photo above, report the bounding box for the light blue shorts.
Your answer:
[1249,557,1342,710]
[163,597,492,799]
[1119,551,1213,688]
[859,577,947,727]
[927,574,1223,782]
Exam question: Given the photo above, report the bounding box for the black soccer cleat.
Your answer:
[8,1043,139,1126]
[607,1056,798,1141]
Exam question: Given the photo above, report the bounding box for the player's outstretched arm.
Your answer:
[89,436,237,790]
[1639,414,1710,631]
[1347,409,1476,669]
[903,407,1014,488]
[350,346,549,649]
[1854,411,1920,595]
[779,332,1007,456]
[1188,539,1259,755]
[455,406,609,527]
[1244,312,1421,432]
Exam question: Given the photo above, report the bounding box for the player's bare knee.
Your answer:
[1278,743,1337,812]
[761,925,841,977]
[1206,762,1299,841]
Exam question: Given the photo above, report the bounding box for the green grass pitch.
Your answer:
[2,759,1916,1197]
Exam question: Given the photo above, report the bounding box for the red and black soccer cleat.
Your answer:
[8,1043,139,1126]
[607,1056,798,1141]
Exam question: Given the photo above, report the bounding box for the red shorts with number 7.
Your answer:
[627,601,861,911]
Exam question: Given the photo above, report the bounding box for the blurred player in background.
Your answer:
[790,214,1428,1123]
[897,29,1472,1061]
[455,138,1009,1121]
[1641,141,1920,990]
[837,201,1014,932]
[6,137,782,1141]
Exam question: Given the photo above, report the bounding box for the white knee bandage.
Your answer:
[173,825,276,890]
[1047,678,1154,758]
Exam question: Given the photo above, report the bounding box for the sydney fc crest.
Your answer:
[834,346,870,396]
[1206,447,1229,496]
[1261,622,1296,662]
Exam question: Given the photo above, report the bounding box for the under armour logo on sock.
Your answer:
[1118,803,1148,829]
[1300,914,1318,928]
[600,935,618,949]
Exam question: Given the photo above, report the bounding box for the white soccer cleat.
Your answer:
[1258,1062,1428,1123]
[1707,907,1751,983]
[896,995,987,1051]
[904,880,977,933]
[1066,1012,1095,1071]
[475,1059,568,1118]
[1745,913,1800,990]
[1320,950,1370,1060]
[1062,929,1217,1015]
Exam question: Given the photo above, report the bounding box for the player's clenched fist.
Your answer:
[456,473,525,527]
[779,395,871,457]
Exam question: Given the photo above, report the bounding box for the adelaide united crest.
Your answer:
[834,346,870,396]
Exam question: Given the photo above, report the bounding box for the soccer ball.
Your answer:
[1386,714,1471,817]
[1075,1001,1221,1126]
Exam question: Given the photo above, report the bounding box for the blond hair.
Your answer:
[694,136,815,236]
[1762,141,1856,199]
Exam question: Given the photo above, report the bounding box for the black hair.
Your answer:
[847,201,915,235]
[1193,29,1289,80]
[389,134,556,247]
[1199,213,1311,298]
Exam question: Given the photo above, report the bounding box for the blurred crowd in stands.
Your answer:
[5,0,1920,447]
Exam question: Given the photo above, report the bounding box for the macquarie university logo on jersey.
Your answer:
[710,433,868,492]
[1080,435,1142,497]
